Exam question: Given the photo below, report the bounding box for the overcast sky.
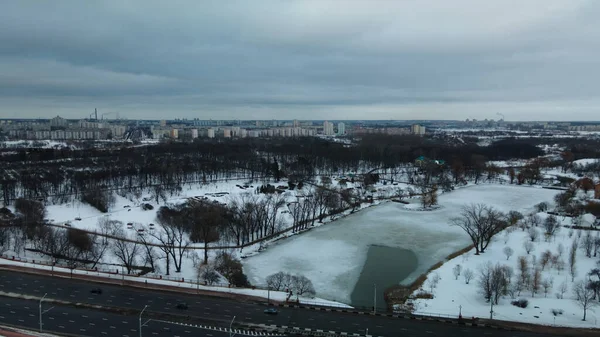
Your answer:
[1,0,599,121]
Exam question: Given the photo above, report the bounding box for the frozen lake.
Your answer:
[243,185,561,305]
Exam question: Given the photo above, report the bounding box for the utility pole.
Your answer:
[489,299,494,320]
[139,305,149,337]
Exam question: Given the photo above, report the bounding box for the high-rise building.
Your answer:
[323,121,334,136]
[411,124,426,136]
[50,115,67,127]
[191,129,198,139]
[337,122,345,135]
[207,128,215,138]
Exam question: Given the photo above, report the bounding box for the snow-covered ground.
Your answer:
[572,158,600,168]
[412,212,600,328]
[243,185,560,305]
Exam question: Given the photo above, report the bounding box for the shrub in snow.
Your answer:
[543,215,560,240]
[201,268,220,285]
[511,299,529,308]
[463,268,474,284]
[535,202,549,212]
[81,188,115,213]
[523,241,534,255]
[551,309,564,316]
[555,281,568,299]
[453,264,462,280]
[141,203,154,211]
[527,228,540,242]
[503,246,514,260]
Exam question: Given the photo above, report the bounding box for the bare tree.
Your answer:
[525,214,542,229]
[137,230,159,273]
[111,229,141,274]
[451,204,505,255]
[530,268,542,297]
[540,250,552,270]
[197,264,220,285]
[543,215,560,241]
[556,281,568,299]
[503,246,514,260]
[517,256,530,291]
[507,211,524,227]
[478,262,510,304]
[453,264,462,280]
[569,240,578,282]
[266,271,288,291]
[463,268,474,284]
[582,232,594,258]
[557,243,564,258]
[573,281,597,321]
[523,241,534,255]
[187,202,228,265]
[152,205,192,273]
[291,274,316,297]
[527,227,540,242]
[541,277,553,297]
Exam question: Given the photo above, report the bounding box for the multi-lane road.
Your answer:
[0,269,569,337]
[1,296,240,337]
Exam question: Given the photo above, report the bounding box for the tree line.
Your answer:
[0,136,551,206]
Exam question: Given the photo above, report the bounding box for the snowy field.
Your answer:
[243,185,561,304]
[413,216,600,328]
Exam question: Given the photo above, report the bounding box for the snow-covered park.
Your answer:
[243,185,561,305]
[412,210,600,328]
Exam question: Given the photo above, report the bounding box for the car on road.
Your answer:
[263,308,278,315]
[176,303,188,310]
[90,288,102,294]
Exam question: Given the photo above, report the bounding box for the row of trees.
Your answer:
[1,135,550,207]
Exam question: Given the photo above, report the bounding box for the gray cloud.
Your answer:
[0,0,599,120]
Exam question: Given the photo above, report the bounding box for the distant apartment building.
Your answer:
[109,125,127,139]
[191,129,198,139]
[170,128,179,139]
[323,121,334,136]
[207,128,215,138]
[351,127,410,136]
[223,128,231,138]
[78,120,102,129]
[337,122,345,135]
[569,125,600,131]
[50,115,68,127]
[411,124,426,136]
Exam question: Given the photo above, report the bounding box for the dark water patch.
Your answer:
[350,245,417,310]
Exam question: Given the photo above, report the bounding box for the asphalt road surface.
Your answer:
[0,270,551,337]
[0,296,242,337]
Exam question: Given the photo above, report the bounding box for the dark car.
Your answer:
[263,308,278,315]
[90,288,102,294]
[176,303,188,310]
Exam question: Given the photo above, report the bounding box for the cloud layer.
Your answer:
[1,0,599,120]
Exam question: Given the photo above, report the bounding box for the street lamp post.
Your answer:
[139,305,148,337]
[39,293,47,332]
[229,316,236,337]
[373,283,377,314]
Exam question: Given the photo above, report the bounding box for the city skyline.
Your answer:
[1,1,599,120]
